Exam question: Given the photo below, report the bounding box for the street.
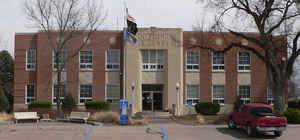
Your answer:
[0,123,299,140]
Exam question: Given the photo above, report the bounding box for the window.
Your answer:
[53,84,66,104]
[80,50,93,70]
[26,84,35,104]
[212,85,225,104]
[53,50,67,70]
[212,52,225,71]
[186,50,200,71]
[186,85,200,105]
[239,85,251,104]
[238,52,251,71]
[79,84,93,104]
[267,87,274,105]
[26,49,36,70]
[106,85,120,103]
[141,50,165,71]
[106,50,120,70]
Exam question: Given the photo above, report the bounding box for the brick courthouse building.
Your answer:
[14,28,280,113]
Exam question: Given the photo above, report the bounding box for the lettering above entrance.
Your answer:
[136,31,181,47]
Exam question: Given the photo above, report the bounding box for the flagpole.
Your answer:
[122,0,127,100]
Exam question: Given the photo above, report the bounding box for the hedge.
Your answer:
[284,108,300,124]
[85,101,110,111]
[195,102,220,115]
[288,101,300,109]
[28,101,52,109]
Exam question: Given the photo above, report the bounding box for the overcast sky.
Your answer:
[0,0,215,55]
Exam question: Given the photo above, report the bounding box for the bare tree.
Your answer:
[193,0,300,114]
[24,0,106,117]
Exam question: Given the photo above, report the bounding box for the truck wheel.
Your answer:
[274,131,282,137]
[246,124,256,137]
[227,118,236,129]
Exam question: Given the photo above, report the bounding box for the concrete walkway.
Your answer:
[0,122,300,140]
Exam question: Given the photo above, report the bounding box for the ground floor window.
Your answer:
[79,84,93,104]
[106,84,120,103]
[53,84,66,104]
[26,84,35,104]
[267,87,274,105]
[239,85,251,104]
[212,85,225,104]
[186,85,200,105]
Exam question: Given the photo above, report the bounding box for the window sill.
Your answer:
[186,70,200,73]
[80,69,94,72]
[26,69,36,72]
[142,70,165,72]
[238,70,251,73]
[212,70,225,73]
[52,69,67,72]
[105,69,120,72]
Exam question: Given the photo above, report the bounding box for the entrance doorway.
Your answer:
[142,85,163,111]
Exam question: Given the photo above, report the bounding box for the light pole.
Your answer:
[176,82,180,116]
[131,82,135,117]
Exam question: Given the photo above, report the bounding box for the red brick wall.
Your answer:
[183,32,272,104]
[15,31,123,106]
[225,48,238,104]
[36,33,53,101]
[14,34,37,104]
[251,45,268,103]
[92,31,123,101]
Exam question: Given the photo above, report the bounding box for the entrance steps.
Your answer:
[140,111,173,123]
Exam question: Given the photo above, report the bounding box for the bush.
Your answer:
[28,101,52,109]
[62,94,76,111]
[89,112,120,123]
[0,89,9,112]
[85,101,110,111]
[195,102,220,115]
[284,108,300,124]
[288,101,300,109]
[0,113,13,122]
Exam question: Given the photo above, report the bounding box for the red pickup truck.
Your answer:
[228,104,287,137]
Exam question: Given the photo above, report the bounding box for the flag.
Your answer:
[126,31,137,44]
[126,8,138,44]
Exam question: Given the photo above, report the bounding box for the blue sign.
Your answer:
[120,99,129,109]
[120,114,129,125]
[187,101,193,107]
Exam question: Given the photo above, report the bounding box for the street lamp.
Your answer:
[176,82,180,116]
[131,82,135,117]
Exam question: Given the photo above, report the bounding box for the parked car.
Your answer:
[228,104,287,137]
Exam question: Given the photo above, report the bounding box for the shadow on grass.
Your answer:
[216,127,280,139]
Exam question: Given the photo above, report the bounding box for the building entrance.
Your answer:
[142,85,163,111]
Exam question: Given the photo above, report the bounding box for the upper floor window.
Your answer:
[53,50,67,71]
[80,50,93,70]
[52,84,66,104]
[186,85,200,105]
[106,50,120,70]
[212,52,225,71]
[141,50,165,71]
[79,84,93,104]
[186,50,200,71]
[212,85,225,104]
[106,84,120,104]
[26,49,36,71]
[26,84,35,104]
[239,85,251,104]
[238,52,251,71]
